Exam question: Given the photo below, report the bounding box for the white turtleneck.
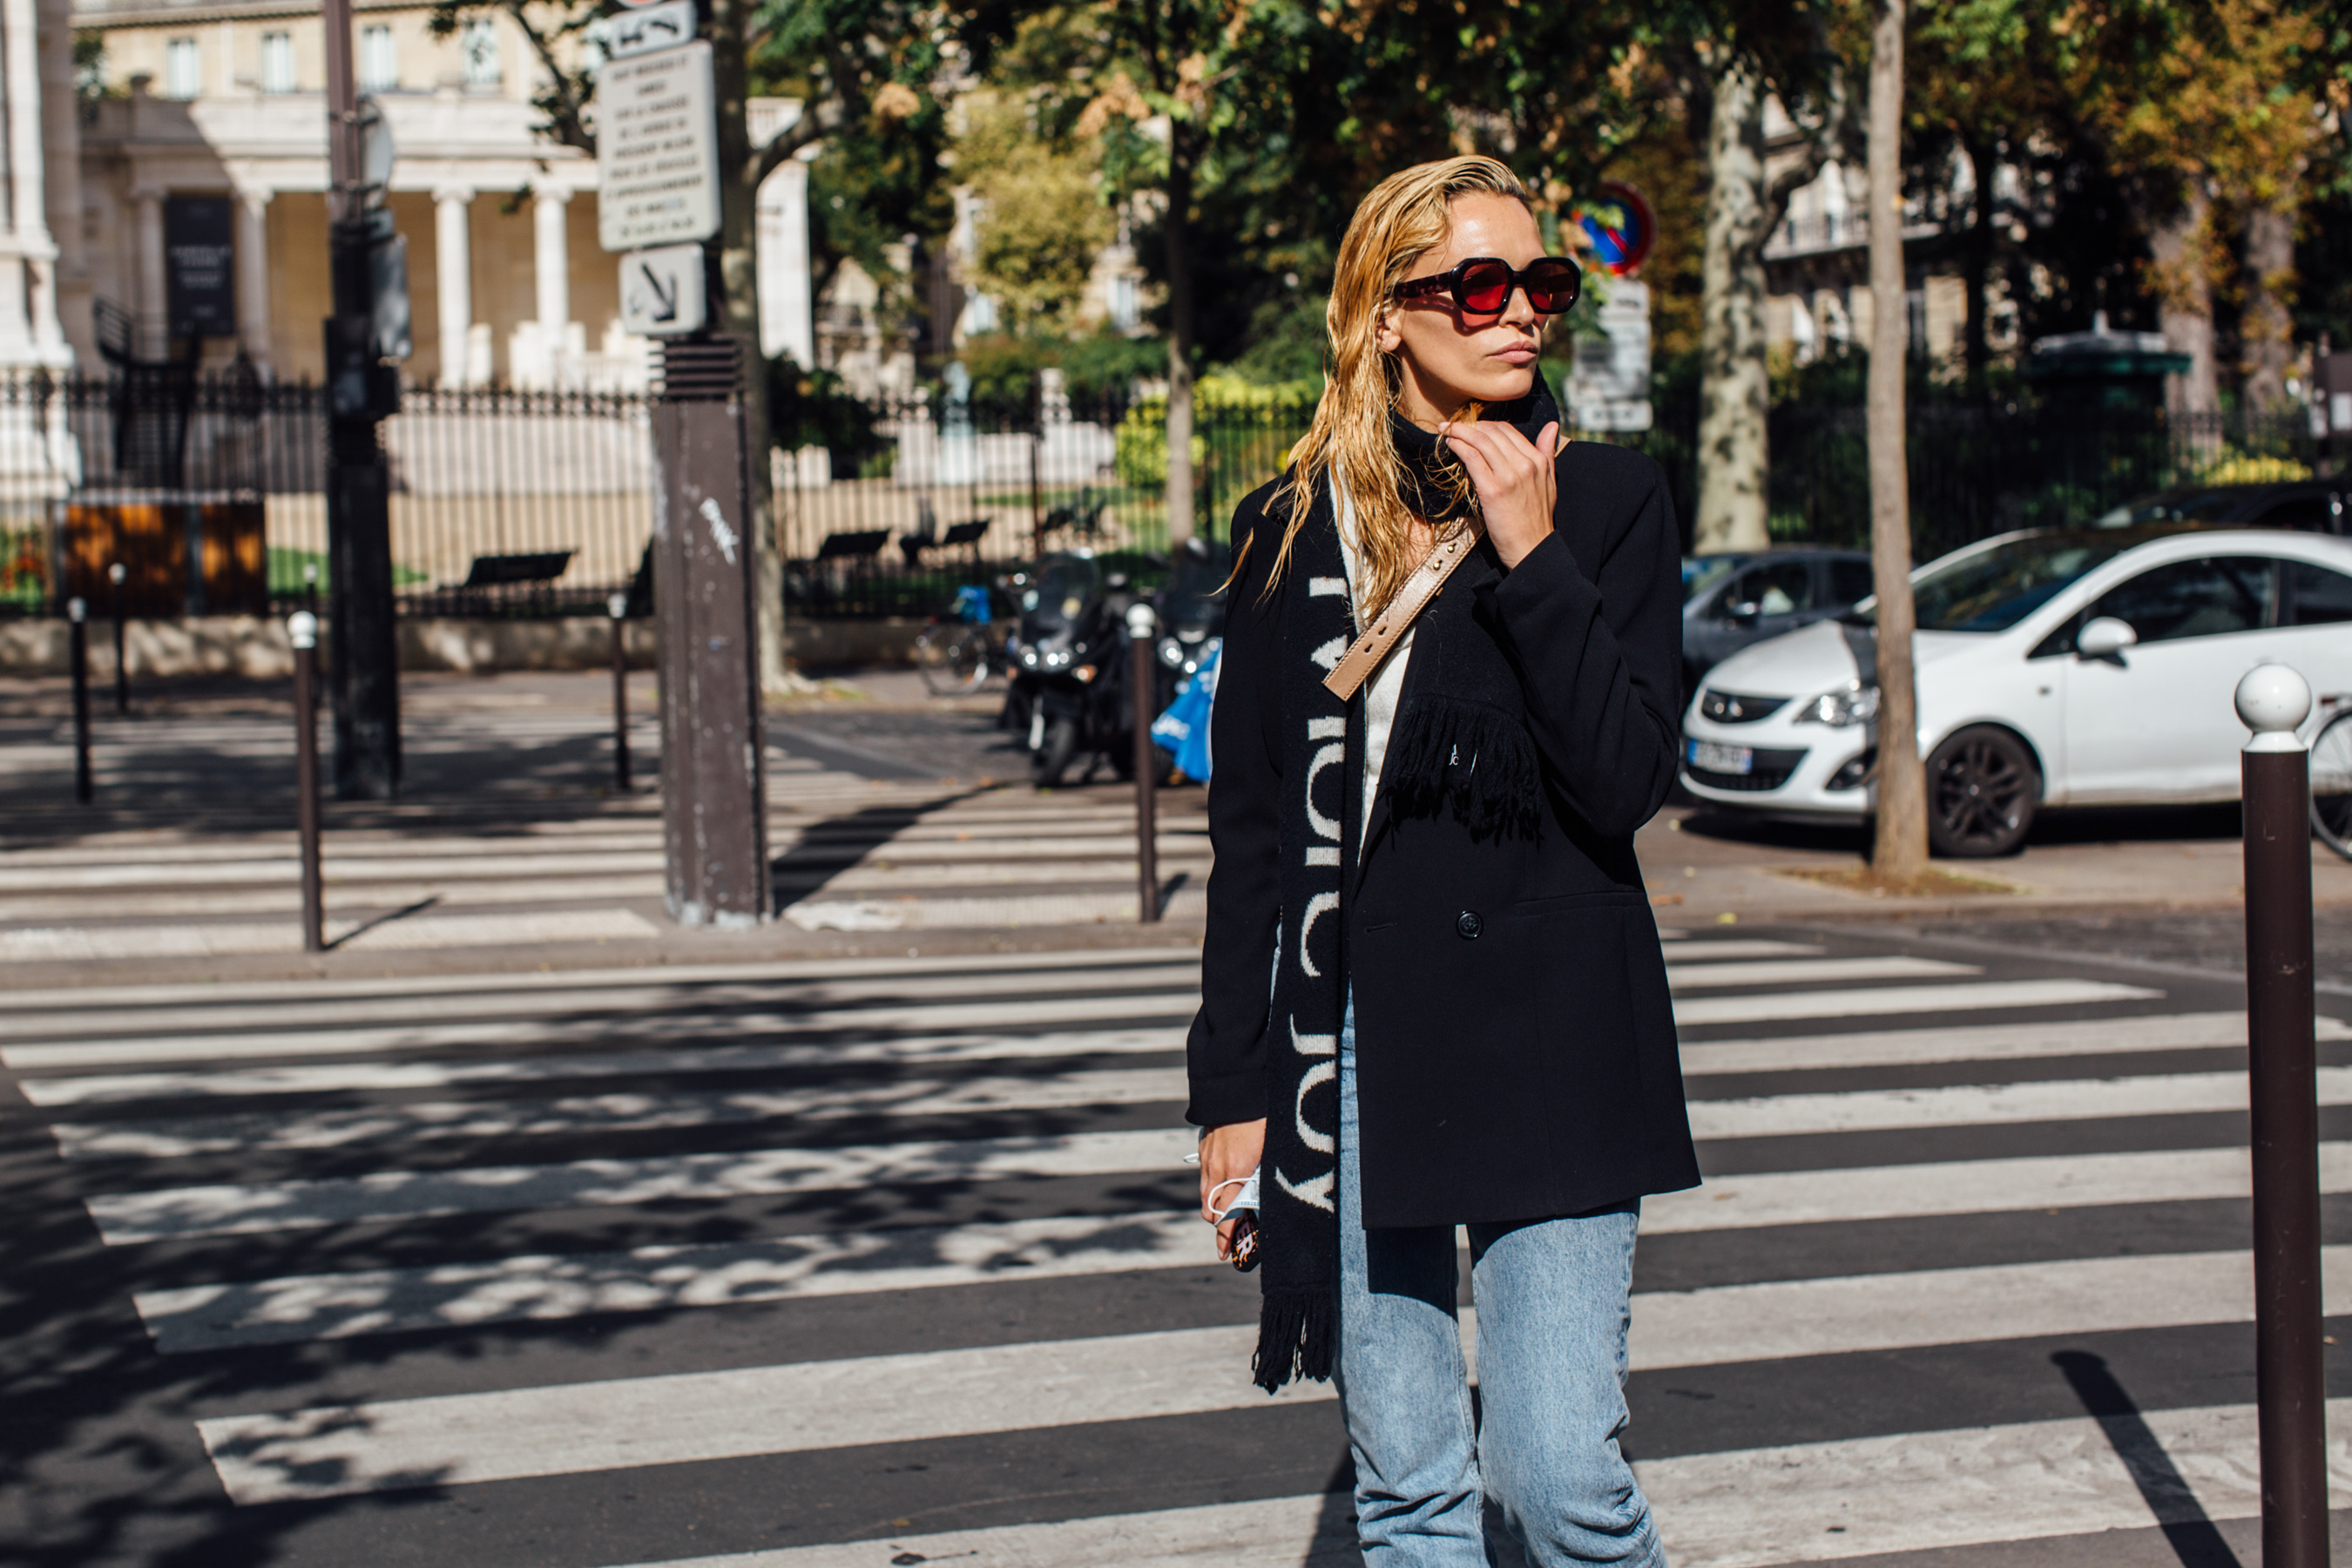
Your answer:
[1335,480,1415,841]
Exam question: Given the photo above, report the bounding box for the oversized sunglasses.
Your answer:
[1394,256,1581,317]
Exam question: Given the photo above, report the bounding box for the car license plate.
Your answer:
[1688,739,1754,774]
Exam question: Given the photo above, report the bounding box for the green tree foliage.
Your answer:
[954,92,1117,336]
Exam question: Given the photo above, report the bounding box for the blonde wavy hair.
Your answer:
[1258,155,1533,618]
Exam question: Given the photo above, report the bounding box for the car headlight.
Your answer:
[1044,647,1071,669]
[1794,682,1880,727]
[1018,646,1038,668]
[1159,637,1186,667]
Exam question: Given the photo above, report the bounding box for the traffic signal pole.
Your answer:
[321,0,401,799]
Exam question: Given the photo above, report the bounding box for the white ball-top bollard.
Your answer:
[1126,602,1158,639]
[608,591,630,621]
[2237,662,2313,753]
[287,611,319,652]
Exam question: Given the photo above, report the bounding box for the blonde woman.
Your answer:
[1187,156,1696,1565]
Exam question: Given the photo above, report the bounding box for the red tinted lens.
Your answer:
[1456,260,1513,314]
[1522,260,1580,314]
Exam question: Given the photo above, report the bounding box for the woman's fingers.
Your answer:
[1441,416,1558,568]
[1197,1119,1267,1228]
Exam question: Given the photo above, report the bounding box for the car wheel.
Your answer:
[1924,726,2039,858]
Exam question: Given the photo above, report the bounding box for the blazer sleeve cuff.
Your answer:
[1495,529,1592,605]
[1186,1068,1267,1129]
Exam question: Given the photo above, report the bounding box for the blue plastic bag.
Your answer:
[1151,643,1220,782]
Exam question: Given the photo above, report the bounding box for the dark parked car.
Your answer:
[1682,547,1876,691]
[2093,477,2349,534]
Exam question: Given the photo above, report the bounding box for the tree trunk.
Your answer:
[1164,138,1196,550]
[1694,47,1773,554]
[2146,181,2219,418]
[1960,130,1994,390]
[1867,0,1927,880]
[708,0,788,693]
[2242,203,2295,416]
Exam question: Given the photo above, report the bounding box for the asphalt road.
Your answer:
[5,923,2351,1565]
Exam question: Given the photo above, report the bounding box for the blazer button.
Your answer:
[1456,910,1483,940]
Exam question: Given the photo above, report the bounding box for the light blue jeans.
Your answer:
[1334,997,1665,1566]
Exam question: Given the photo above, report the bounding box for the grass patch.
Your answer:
[1773,865,2022,898]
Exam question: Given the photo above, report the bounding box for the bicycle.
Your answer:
[914,584,1005,696]
[2311,699,2352,860]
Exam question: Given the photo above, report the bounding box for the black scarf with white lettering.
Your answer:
[1252,386,1555,1392]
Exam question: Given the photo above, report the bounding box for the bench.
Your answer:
[462,551,575,589]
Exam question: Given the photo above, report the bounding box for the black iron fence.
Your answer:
[1596,395,2328,560]
[778,386,1315,618]
[0,372,658,619]
[0,370,2332,625]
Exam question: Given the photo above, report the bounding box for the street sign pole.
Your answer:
[2236,663,2329,1568]
[652,337,769,924]
[596,11,767,925]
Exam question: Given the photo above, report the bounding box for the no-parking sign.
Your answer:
[1575,182,1656,277]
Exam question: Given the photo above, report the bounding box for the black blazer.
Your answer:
[1186,441,1702,1229]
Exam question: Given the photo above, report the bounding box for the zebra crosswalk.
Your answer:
[0,707,1213,955]
[3,927,2349,1565]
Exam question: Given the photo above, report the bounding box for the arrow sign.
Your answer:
[619,243,706,336]
[605,0,695,60]
[640,263,677,321]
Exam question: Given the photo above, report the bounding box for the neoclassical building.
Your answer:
[69,0,816,390]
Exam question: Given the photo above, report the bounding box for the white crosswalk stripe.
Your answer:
[6,921,2339,1567]
[0,767,1215,954]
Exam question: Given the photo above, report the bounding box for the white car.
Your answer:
[1678,524,2352,855]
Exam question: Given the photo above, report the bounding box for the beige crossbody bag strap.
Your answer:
[1321,522,1482,701]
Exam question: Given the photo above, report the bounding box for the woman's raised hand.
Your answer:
[1198,1118,1267,1261]
[1443,417,1559,568]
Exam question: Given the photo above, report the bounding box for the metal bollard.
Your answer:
[2236,662,2328,1568]
[67,597,91,802]
[608,591,632,793]
[1127,601,1159,923]
[107,561,128,715]
[290,611,325,954]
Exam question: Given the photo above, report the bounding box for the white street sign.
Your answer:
[1569,278,1654,433]
[596,40,720,253]
[620,243,707,336]
[605,0,696,61]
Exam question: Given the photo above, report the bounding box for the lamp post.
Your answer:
[2235,661,2327,1568]
[289,611,326,953]
[1126,600,1159,923]
[608,591,632,793]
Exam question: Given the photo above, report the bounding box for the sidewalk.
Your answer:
[4,667,2344,989]
[1643,797,2352,924]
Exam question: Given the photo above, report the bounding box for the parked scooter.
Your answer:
[1001,550,1148,786]
[1147,536,1229,715]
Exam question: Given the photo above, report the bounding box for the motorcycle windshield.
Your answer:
[1161,550,1230,634]
[1020,556,1104,641]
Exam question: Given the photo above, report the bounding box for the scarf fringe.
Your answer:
[1384,694,1543,841]
[1252,1287,1339,1392]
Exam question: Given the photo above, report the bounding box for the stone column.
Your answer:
[133,185,167,341]
[234,186,271,370]
[532,185,570,342]
[529,184,571,387]
[434,186,473,388]
[28,0,76,364]
[756,157,813,368]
